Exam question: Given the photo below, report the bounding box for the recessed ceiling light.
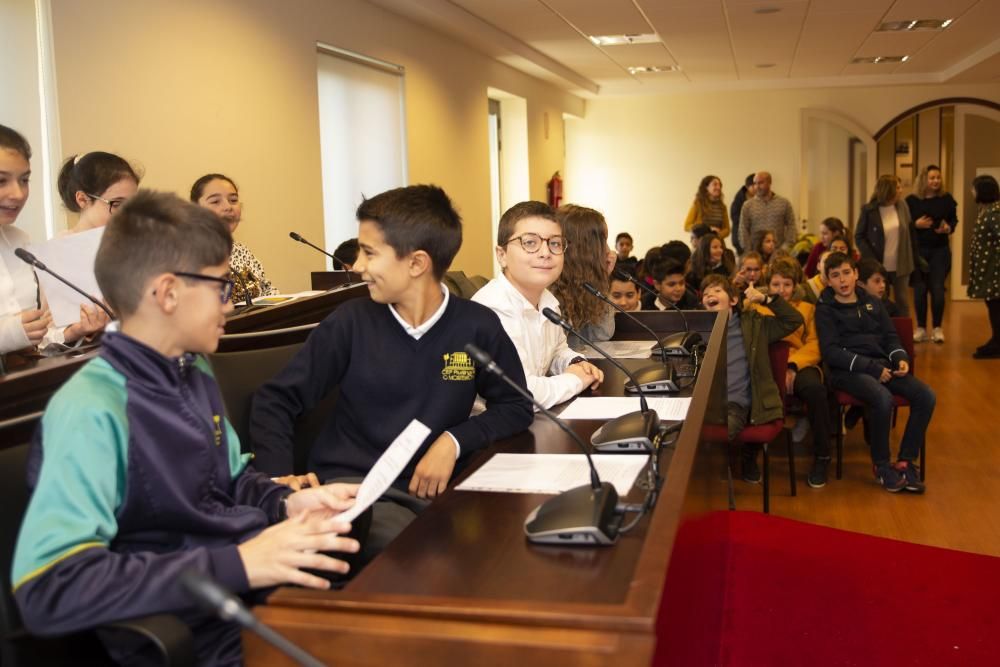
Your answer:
[851,55,910,64]
[589,33,660,47]
[753,7,782,15]
[627,65,681,74]
[755,63,776,69]
[877,18,953,32]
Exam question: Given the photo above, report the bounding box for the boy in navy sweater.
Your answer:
[12,192,361,665]
[815,252,935,493]
[251,185,533,562]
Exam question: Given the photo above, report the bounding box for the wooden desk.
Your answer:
[246,311,730,666]
[225,283,368,334]
[311,271,364,291]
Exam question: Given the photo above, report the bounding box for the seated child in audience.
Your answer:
[252,185,533,561]
[732,251,765,294]
[643,256,700,310]
[609,265,642,312]
[0,125,108,356]
[12,191,361,665]
[660,239,693,270]
[636,244,661,287]
[615,231,638,273]
[473,201,603,409]
[551,204,618,349]
[803,250,831,304]
[815,252,935,493]
[829,236,852,258]
[700,274,803,483]
[804,217,847,277]
[57,151,140,236]
[687,231,735,293]
[762,257,834,487]
[754,230,777,265]
[334,237,359,270]
[857,258,901,317]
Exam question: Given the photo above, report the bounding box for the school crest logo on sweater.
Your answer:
[442,351,475,381]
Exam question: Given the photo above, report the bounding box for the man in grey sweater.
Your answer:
[739,171,797,254]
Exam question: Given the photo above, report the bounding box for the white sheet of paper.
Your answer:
[580,340,656,360]
[558,396,692,421]
[333,419,432,523]
[28,227,106,327]
[456,453,648,496]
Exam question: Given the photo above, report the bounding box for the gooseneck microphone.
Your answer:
[582,282,678,393]
[613,268,701,357]
[180,570,325,667]
[14,248,115,321]
[288,231,352,272]
[541,307,660,453]
[464,344,620,545]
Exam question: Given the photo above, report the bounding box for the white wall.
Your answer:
[565,83,1000,257]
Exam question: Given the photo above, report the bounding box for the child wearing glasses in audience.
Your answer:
[13,191,362,665]
[473,201,603,408]
[56,151,140,236]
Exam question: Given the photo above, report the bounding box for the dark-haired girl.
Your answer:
[57,151,140,236]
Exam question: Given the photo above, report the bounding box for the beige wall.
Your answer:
[48,0,583,290]
[564,83,1000,257]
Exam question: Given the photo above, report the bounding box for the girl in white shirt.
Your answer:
[473,201,603,409]
[0,124,108,356]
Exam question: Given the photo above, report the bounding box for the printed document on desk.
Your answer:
[558,396,691,421]
[333,419,431,523]
[456,453,648,496]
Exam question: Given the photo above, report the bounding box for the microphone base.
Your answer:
[589,409,661,453]
[524,482,621,546]
[624,363,679,393]
[652,331,703,358]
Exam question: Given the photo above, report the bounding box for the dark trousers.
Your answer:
[984,299,1000,350]
[912,245,951,328]
[887,271,910,317]
[792,366,832,458]
[830,372,935,465]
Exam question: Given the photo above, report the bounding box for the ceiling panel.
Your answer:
[450,0,576,42]
[544,0,649,36]
[791,8,886,77]
[602,43,678,69]
[642,2,737,80]
[854,29,940,57]
[727,2,808,77]
[803,0,894,13]
[896,1,1000,74]
[883,0,978,22]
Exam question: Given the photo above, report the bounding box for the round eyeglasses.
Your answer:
[505,233,568,255]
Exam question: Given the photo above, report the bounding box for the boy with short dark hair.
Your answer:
[815,252,935,493]
[609,266,641,312]
[701,273,803,483]
[643,257,700,310]
[857,257,901,317]
[615,231,638,272]
[251,185,533,560]
[12,191,361,666]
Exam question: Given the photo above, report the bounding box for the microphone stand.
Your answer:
[614,269,700,357]
[541,307,660,453]
[464,344,621,545]
[288,232,356,286]
[14,248,115,320]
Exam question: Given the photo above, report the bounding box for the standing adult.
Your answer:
[684,175,731,240]
[738,171,797,255]
[855,175,917,316]
[906,165,958,343]
[967,174,1000,359]
[730,173,756,255]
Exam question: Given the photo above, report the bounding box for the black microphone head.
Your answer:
[288,231,303,242]
[582,282,602,298]
[541,307,563,326]
[13,247,37,264]
[463,343,493,367]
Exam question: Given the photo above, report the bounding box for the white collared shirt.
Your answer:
[0,225,65,355]
[387,283,461,457]
[472,273,583,410]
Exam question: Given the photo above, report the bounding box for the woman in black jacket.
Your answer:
[906,165,958,343]
[855,174,918,317]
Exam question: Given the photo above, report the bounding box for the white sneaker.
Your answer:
[932,327,944,343]
[791,416,810,443]
[914,327,928,343]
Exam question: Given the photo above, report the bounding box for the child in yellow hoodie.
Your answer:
[758,257,834,488]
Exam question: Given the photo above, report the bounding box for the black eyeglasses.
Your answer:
[174,272,234,304]
[86,193,127,214]
[506,233,568,255]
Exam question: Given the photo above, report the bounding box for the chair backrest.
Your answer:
[768,341,790,395]
[444,270,489,299]
[891,317,915,374]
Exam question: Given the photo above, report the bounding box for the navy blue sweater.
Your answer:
[815,286,909,380]
[250,296,533,485]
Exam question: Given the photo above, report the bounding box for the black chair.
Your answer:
[0,414,194,667]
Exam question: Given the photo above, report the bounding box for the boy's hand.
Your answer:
[285,482,359,518]
[20,308,52,345]
[274,472,321,490]
[744,282,766,304]
[878,367,892,383]
[893,360,909,377]
[409,434,456,499]
[567,361,603,390]
[237,513,359,590]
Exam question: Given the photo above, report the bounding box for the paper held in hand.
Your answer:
[334,419,431,524]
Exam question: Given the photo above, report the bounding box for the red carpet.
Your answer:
[655,511,1000,666]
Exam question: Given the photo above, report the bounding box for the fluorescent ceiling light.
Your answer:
[851,55,909,64]
[589,33,660,47]
[877,19,953,32]
[627,65,680,74]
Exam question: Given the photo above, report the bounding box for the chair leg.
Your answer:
[762,443,770,514]
[787,431,797,497]
[836,407,844,480]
